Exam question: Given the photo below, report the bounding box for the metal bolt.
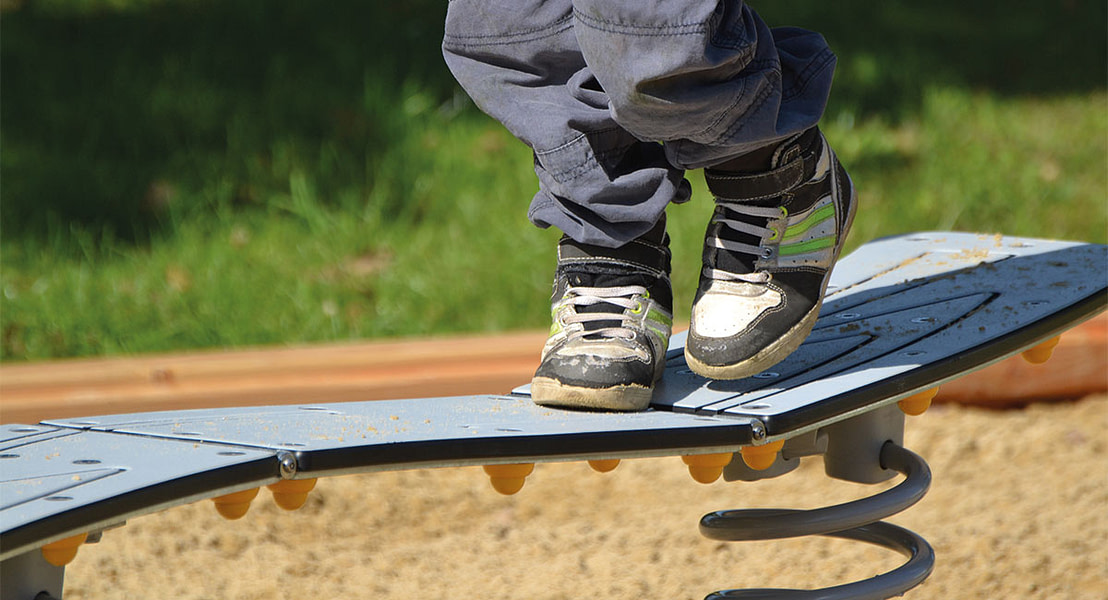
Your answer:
[750,419,767,441]
[277,451,298,479]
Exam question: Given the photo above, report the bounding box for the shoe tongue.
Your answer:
[555,218,671,335]
[702,172,782,277]
[558,219,669,272]
[564,264,641,329]
[704,205,767,275]
[559,262,660,337]
[564,267,646,290]
[702,130,821,277]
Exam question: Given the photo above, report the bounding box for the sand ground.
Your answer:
[62,396,1107,599]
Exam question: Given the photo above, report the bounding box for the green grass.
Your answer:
[2,0,1106,361]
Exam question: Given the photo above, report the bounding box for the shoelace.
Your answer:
[559,285,648,342]
[702,204,783,284]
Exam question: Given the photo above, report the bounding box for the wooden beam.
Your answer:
[0,331,546,424]
[1,316,1104,425]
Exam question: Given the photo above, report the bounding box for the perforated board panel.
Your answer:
[0,428,276,559]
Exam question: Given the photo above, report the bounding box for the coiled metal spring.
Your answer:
[700,442,934,600]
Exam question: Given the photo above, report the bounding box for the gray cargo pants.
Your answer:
[442,1,836,247]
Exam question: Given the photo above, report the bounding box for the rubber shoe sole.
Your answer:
[530,377,653,412]
[684,304,819,380]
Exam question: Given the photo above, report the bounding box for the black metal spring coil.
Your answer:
[700,442,935,600]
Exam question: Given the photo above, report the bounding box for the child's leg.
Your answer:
[443,1,854,409]
[572,1,855,381]
[572,1,836,170]
[443,0,682,410]
[442,0,688,248]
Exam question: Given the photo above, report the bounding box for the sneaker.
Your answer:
[531,219,673,411]
[685,127,856,380]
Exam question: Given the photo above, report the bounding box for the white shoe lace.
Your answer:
[702,204,782,284]
[559,285,648,342]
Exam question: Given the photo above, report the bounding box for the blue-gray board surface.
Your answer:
[1,424,277,559]
[654,232,1106,434]
[2,232,1104,562]
[2,400,756,559]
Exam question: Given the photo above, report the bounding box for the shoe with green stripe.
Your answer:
[686,127,856,380]
[531,219,673,411]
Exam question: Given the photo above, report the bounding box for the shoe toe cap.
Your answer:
[535,348,656,389]
[692,281,783,339]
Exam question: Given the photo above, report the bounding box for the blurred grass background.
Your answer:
[1,0,1105,361]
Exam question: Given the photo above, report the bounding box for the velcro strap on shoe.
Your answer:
[705,156,806,203]
[559,237,671,276]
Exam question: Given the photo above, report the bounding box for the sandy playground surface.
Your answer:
[62,395,1107,599]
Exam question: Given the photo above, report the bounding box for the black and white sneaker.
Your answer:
[531,219,673,411]
[685,127,856,380]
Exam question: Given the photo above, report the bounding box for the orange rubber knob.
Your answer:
[211,487,260,520]
[483,463,535,495]
[740,440,785,471]
[587,459,621,473]
[898,387,940,416]
[681,453,733,484]
[1022,336,1061,364]
[41,532,88,566]
[267,478,318,510]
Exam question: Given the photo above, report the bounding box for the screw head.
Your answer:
[277,451,298,479]
[750,419,767,441]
